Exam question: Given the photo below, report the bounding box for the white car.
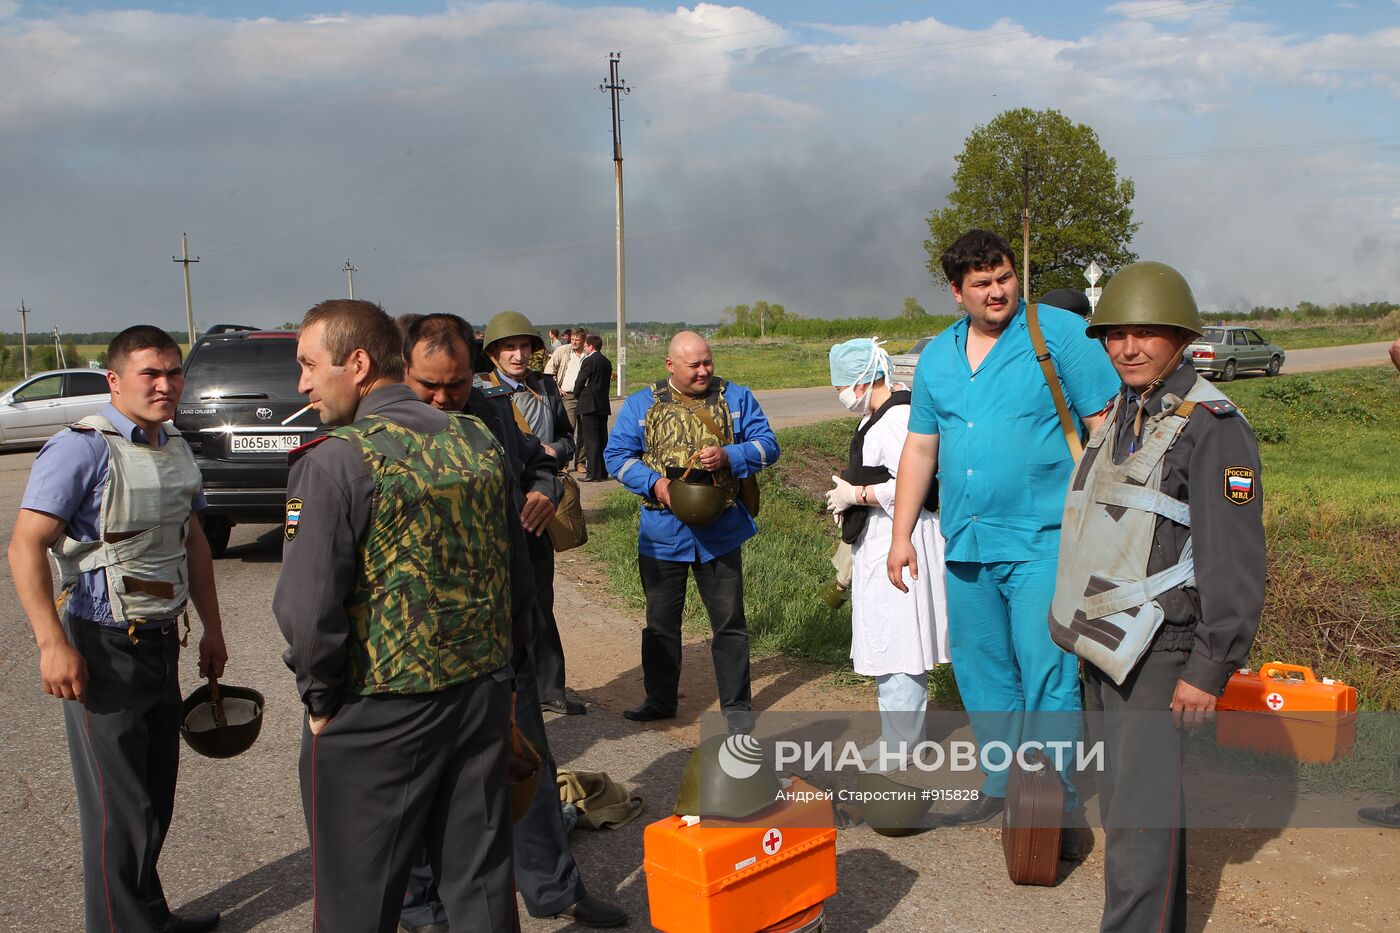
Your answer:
[0,368,111,450]
[889,337,933,384]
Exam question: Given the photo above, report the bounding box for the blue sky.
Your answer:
[1,1,1397,331]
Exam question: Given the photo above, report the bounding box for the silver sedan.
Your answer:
[0,368,111,449]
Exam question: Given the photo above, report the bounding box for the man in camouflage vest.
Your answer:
[274,300,516,932]
[604,331,779,734]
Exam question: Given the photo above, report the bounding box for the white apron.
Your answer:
[849,405,951,675]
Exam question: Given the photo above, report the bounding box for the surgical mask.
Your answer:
[838,385,870,413]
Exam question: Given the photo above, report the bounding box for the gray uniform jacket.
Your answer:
[273,383,546,717]
[1112,363,1266,696]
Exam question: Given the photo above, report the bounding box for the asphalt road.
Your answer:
[0,341,1394,931]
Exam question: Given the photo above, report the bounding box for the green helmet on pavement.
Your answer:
[854,770,934,837]
[483,311,545,356]
[1086,261,1203,339]
[673,734,781,819]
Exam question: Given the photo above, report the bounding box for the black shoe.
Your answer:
[157,911,220,933]
[548,894,629,928]
[938,795,1005,826]
[1059,825,1090,861]
[725,710,756,735]
[623,703,675,723]
[543,696,588,715]
[398,923,448,933]
[1358,801,1400,828]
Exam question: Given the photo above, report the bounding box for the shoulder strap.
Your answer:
[1026,302,1084,461]
[74,414,122,437]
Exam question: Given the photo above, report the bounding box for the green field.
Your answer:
[586,367,1400,715]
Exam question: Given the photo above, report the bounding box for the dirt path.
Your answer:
[557,477,1400,932]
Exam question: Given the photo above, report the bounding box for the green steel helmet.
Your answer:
[1086,261,1203,339]
[668,479,728,527]
[854,770,933,837]
[673,734,782,819]
[483,310,545,356]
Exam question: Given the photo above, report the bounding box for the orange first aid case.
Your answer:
[1217,662,1357,764]
[643,777,837,933]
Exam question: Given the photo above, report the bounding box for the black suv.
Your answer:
[176,329,320,556]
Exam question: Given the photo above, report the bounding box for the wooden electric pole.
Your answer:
[600,52,630,396]
[344,259,358,299]
[17,300,30,378]
[1020,150,1031,296]
[173,233,200,350]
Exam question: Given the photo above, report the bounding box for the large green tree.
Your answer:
[924,108,1139,297]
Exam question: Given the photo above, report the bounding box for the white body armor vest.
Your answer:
[1048,376,1232,685]
[51,414,204,624]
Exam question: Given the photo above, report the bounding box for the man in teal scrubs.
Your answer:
[888,229,1118,828]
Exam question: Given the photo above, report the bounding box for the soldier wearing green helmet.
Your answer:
[479,310,582,717]
[1052,261,1266,932]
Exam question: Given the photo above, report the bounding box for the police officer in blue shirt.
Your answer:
[604,330,779,734]
[888,230,1118,832]
[9,325,227,933]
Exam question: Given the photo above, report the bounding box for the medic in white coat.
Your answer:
[825,338,950,766]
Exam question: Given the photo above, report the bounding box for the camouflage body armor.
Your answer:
[642,378,740,505]
[331,413,512,695]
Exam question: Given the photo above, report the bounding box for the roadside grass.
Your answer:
[617,339,844,392]
[1253,322,1395,349]
[1225,367,1400,712]
[588,367,1399,788]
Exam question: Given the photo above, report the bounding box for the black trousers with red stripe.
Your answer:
[62,615,184,933]
[300,672,514,933]
[1084,649,1189,933]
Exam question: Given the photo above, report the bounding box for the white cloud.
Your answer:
[0,2,1395,332]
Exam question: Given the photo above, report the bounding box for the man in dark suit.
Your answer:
[575,335,613,482]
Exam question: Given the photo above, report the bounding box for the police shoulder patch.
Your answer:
[1223,466,1256,506]
[1198,399,1238,416]
[284,497,304,540]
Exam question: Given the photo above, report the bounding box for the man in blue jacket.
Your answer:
[604,331,779,734]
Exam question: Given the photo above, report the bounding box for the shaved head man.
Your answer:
[665,331,716,398]
[603,332,780,734]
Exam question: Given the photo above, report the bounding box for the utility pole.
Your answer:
[16,300,30,378]
[52,326,66,369]
[1020,150,1031,296]
[173,233,200,350]
[599,52,630,396]
[344,259,358,300]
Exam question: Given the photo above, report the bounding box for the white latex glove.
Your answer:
[831,540,853,589]
[826,475,861,515]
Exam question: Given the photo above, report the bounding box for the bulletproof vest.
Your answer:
[51,414,203,627]
[642,378,740,505]
[1048,375,1232,685]
[332,413,512,695]
[839,391,938,545]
